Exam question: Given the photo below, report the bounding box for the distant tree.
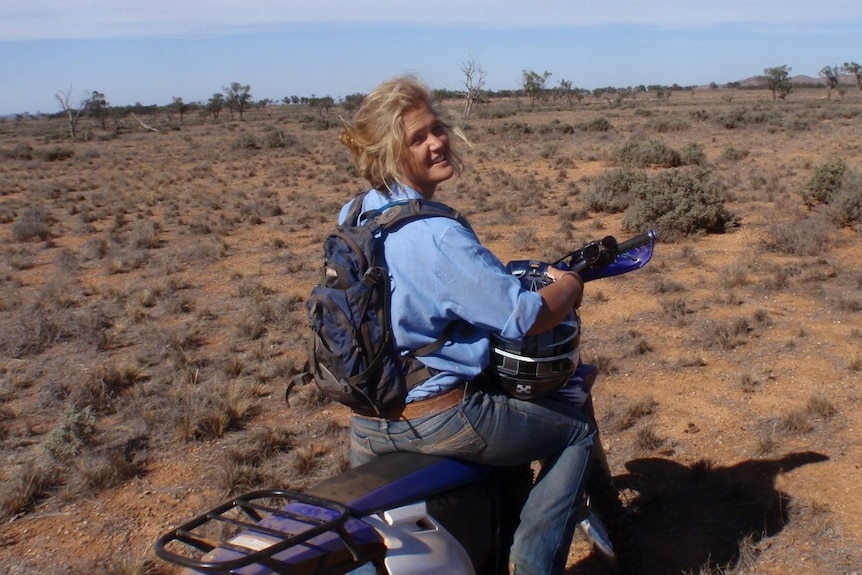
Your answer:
[55,84,85,140]
[573,88,586,105]
[592,87,604,103]
[224,82,252,120]
[462,57,487,117]
[206,93,225,120]
[842,61,862,98]
[819,65,840,100]
[308,95,334,116]
[647,85,670,100]
[557,79,576,108]
[521,69,551,106]
[341,93,366,114]
[171,97,188,122]
[86,91,109,129]
[255,98,272,119]
[763,65,793,100]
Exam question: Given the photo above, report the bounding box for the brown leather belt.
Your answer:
[387,385,466,420]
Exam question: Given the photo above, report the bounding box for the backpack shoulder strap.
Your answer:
[368,198,470,368]
[370,198,472,234]
[344,190,371,226]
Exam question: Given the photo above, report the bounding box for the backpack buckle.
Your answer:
[376,204,405,225]
[364,266,384,286]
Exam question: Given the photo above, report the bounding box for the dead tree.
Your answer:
[462,58,487,118]
[55,85,84,140]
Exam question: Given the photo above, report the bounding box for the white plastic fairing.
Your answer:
[362,501,476,575]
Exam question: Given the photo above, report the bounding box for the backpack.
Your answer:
[305,192,470,416]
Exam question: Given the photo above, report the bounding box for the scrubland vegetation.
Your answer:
[0,86,860,574]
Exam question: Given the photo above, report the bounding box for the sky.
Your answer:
[1,0,861,116]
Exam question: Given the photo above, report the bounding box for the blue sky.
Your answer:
[1,0,861,116]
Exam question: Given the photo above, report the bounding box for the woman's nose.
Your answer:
[428,133,444,150]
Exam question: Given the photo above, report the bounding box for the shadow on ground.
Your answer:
[567,451,829,575]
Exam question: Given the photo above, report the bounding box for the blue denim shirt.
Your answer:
[339,185,543,401]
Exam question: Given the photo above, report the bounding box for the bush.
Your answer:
[800,160,862,232]
[645,116,690,133]
[801,159,846,207]
[583,167,648,213]
[826,169,862,231]
[763,214,832,256]
[39,146,74,161]
[713,105,783,130]
[4,142,33,160]
[579,117,612,132]
[261,127,298,149]
[680,143,707,166]
[11,206,54,242]
[44,405,97,459]
[231,132,259,150]
[614,137,681,168]
[0,456,60,520]
[622,167,735,240]
[719,146,750,162]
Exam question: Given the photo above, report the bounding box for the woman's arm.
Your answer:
[528,269,583,335]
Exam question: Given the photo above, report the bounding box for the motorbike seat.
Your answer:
[307,452,489,515]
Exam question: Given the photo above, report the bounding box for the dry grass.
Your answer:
[1,88,861,574]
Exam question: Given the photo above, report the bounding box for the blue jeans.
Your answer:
[350,384,596,575]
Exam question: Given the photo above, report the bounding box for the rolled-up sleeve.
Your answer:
[434,224,543,340]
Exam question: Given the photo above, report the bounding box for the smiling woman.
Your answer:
[333,76,592,575]
[338,77,466,197]
[400,105,455,198]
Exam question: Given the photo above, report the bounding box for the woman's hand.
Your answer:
[529,268,584,335]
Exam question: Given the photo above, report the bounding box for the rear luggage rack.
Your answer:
[154,489,385,574]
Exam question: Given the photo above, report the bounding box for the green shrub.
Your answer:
[231,132,259,150]
[826,169,862,230]
[799,160,862,232]
[645,116,690,133]
[713,105,783,130]
[536,120,575,135]
[261,127,298,149]
[500,122,533,136]
[622,167,734,240]
[719,145,750,162]
[583,167,648,213]
[614,137,681,168]
[44,405,97,459]
[11,206,54,241]
[39,146,74,161]
[579,117,612,132]
[4,142,33,160]
[801,159,846,207]
[680,143,707,166]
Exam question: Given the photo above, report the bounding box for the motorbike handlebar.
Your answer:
[543,229,657,281]
[616,230,657,255]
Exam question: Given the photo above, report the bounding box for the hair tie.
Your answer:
[339,129,356,149]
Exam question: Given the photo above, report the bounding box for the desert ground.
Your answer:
[0,86,860,574]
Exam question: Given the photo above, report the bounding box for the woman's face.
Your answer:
[400,103,453,198]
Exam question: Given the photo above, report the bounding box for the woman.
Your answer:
[338,76,594,575]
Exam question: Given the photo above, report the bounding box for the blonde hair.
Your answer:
[339,76,466,194]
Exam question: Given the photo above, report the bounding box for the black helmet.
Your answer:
[491,261,581,400]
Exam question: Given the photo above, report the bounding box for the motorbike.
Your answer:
[154,230,657,575]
